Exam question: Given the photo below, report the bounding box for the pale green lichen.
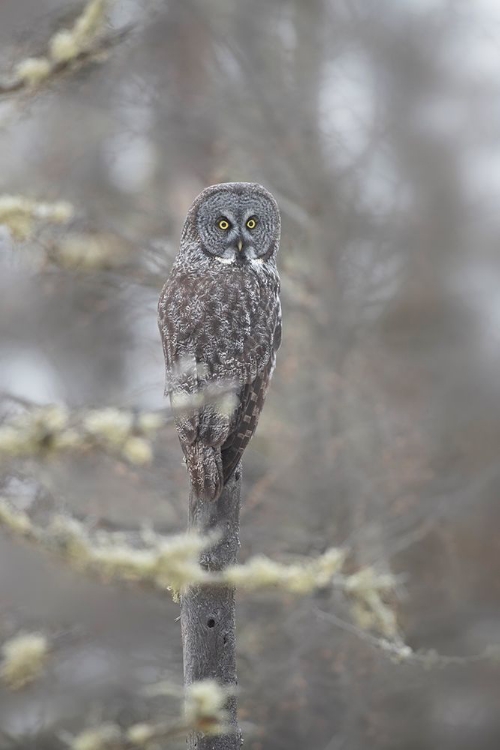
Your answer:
[0,426,26,457]
[216,392,239,419]
[70,723,121,750]
[70,680,233,748]
[83,408,133,446]
[0,195,73,240]
[126,723,157,746]
[342,567,399,638]
[0,405,163,466]
[67,0,108,49]
[137,412,164,436]
[223,547,346,592]
[0,501,32,535]
[122,436,153,466]
[0,406,69,459]
[13,58,52,87]
[0,632,49,690]
[184,679,232,735]
[11,0,110,91]
[0,502,211,593]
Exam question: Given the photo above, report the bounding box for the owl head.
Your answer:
[181,182,280,265]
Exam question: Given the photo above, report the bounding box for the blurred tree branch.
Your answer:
[0,0,132,97]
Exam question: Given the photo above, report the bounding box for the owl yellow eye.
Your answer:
[217,218,230,230]
[246,217,257,230]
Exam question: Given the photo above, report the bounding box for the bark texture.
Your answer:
[181,470,242,750]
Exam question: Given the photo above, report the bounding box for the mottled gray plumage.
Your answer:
[158,182,281,501]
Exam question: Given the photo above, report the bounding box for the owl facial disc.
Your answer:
[192,182,280,264]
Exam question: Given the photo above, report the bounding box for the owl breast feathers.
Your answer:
[158,182,281,501]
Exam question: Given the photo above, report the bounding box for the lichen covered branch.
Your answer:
[0,497,397,642]
[0,195,74,240]
[0,0,126,95]
[0,405,164,467]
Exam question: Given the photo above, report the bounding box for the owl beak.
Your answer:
[237,239,243,252]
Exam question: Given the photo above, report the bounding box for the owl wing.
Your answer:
[221,312,281,484]
[159,266,280,500]
[159,275,225,500]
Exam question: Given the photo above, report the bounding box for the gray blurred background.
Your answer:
[1,0,500,748]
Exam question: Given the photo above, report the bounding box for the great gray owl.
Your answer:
[158,182,281,501]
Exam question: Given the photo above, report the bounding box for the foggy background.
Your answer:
[1,0,500,747]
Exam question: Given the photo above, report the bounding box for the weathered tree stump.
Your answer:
[180,470,242,750]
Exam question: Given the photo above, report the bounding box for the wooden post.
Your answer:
[180,470,242,750]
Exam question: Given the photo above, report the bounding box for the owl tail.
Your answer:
[184,443,223,501]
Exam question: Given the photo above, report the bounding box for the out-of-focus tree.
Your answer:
[1,1,500,748]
